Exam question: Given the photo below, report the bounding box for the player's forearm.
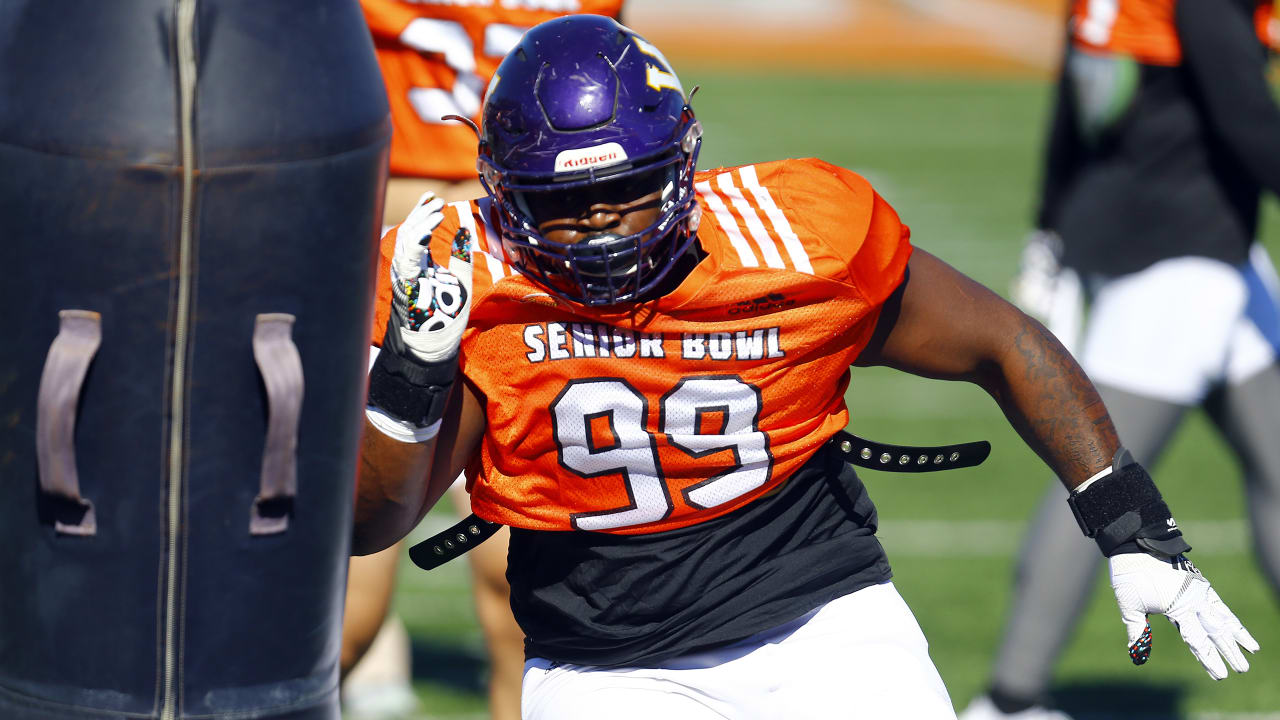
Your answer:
[356,192,475,553]
[856,250,1118,485]
[352,420,438,555]
[977,310,1119,488]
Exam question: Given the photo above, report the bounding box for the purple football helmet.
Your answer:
[477,15,702,306]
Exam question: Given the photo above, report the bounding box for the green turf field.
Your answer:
[389,70,1280,719]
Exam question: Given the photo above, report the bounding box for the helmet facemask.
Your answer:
[482,116,703,306]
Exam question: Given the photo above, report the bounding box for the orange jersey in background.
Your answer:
[374,158,912,534]
[1070,0,1181,65]
[1070,0,1277,63]
[361,1,625,180]
[1259,0,1280,50]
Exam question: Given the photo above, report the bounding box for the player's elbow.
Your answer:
[350,515,410,556]
[350,488,421,556]
[350,532,390,557]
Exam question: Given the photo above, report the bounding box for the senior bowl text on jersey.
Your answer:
[519,323,786,363]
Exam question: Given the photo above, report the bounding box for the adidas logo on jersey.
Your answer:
[728,292,795,316]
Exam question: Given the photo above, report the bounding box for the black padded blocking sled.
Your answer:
[0,1,390,717]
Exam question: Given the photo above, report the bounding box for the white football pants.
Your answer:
[521,581,956,720]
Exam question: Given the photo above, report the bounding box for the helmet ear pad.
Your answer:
[476,15,703,306]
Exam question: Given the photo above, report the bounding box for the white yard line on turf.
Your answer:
[403,701,1267,719]
[880,519,1248,556]
[1074,715,1280,720]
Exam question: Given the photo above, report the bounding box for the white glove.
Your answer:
[1110,552,1259,679]
[1010,229,1065,322]
[389,191,473,364]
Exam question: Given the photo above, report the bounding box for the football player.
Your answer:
[356,15,1257,719]
[344,4,624,719]
[962,1,1280,718]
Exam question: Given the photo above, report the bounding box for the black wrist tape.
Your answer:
[1066,448,1191,558]
[367,320,458,428]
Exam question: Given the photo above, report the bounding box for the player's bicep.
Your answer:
[855,248,1023,381]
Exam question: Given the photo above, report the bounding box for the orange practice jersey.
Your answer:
[374,158,912,534]
[361,1,625,180]
[1260,0,1280,50]
[1070,0,1277,64]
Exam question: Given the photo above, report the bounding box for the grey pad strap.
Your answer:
[36,310,102,536]
[250,313,304,535]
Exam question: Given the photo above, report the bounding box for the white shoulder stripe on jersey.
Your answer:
[695,180,759,267]
[717,171,785,269]
[475,202,510,280]
[450,200,507,282]
[462,198,504,260]
[739,165,814,275]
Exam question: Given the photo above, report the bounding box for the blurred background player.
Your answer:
[343,4,625,719]
[961,1,1280,718]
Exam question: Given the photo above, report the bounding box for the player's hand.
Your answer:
[1109,552,1259,679]
[389,192,473,364]
[1009,229,1064,322]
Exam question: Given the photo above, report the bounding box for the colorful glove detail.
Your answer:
[1110,551,1259,679]
[389,192,473,364]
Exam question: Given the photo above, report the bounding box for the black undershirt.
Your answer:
[505,439,894,667]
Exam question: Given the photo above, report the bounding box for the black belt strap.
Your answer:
[408,514,502,572]
[408,430,990,571]
[832,432,990,472]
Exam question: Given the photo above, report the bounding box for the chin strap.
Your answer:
[409,430,991,571]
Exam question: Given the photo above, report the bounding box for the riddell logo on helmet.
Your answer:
[555,143,629,172]
[729,293,795,316]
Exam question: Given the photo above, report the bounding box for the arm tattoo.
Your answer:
[992,315,1118,487]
